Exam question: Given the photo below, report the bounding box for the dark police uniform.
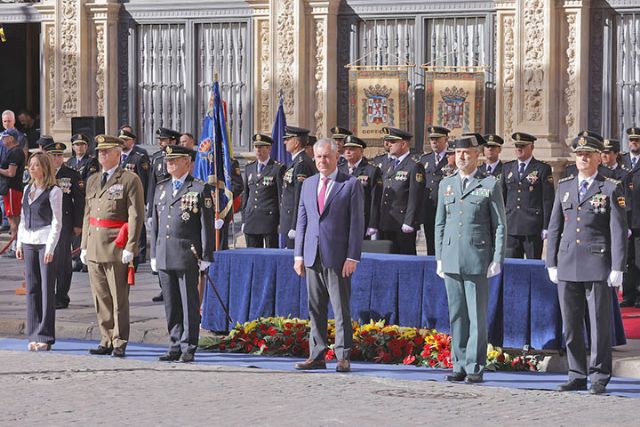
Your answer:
[147,127,181,217]
[501,132,554,259]
[66,134,99,182]
[44,142,85,309]
[331,126,352,168]
[242,134,284,248]
[150,147,215,361]
[378,127,425,255]
[419,126,450,255]
[372,152,391,173]
[338,135,382,236]
[279,127,316,249]
[478,134,505,179]
[546,135,627,393]
[621,128,640,306]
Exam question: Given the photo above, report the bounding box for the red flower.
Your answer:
[266,326,278,336]
[429,359,437,367]
[403,355,416,365]
[218,344,226,351]
[325,349,335,361]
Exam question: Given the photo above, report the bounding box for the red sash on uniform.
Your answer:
[89,218,134,286]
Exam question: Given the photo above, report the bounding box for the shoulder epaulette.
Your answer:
[503,159,517,165]
[157,177,171,186]
[605,177,621,185]
[558,176,574,183]
[248,160,257,165]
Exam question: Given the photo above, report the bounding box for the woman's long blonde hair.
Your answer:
[28,152,58,189]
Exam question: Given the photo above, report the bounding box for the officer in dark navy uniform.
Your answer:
[279,126,316,249]
[118,125,149,158]
[331,126,352,167]
[150,145,215,363]
[147,127,180,217]
[241,134,284,248]
[501,132,555,259]
[66,134,99,182]
[338,135,382,238]
[118,128,151,266]
[546,135,627,395]
[621,127,640,306]
[564,132,614,179]
[478,134,504,178]
[378,127,425,255]
[420,126,450,255]
[44,141,85,309]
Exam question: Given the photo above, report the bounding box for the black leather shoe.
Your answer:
[589,383,608,395]
[464,374,483,384]
[112,347,126,358]
[620,299,635,308]
[556,379,587,391]
[444,372,466,382]
[152,293,164,302]
[88,345,113,355]
[158,352,182,362]
[180,353,195,363]
[55,301,69,310]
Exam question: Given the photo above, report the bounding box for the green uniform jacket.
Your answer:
[435,170,507,275]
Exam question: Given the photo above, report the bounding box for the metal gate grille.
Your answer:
[196,22,250,151]
[425,17,488,67]
[137,24,186,145]
[617,12,640,142]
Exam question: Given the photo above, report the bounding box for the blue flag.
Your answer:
[195,81,234,219]
[271,95,291,166]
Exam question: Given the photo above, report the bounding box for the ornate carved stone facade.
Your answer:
[522,0,545,122]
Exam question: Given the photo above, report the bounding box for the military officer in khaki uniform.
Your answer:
[80,135,144,358]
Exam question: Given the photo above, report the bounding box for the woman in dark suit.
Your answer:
[16,151,63,351]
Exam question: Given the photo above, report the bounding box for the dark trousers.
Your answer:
[23,244,56,344]
[245,233,278,248]
[379,230,417,255]
[557,280,612,385]
[623,230,640,303]
[158,268,201,355]
[306,253,353,360]
[137,223,147,263]
[53,229,73,306]
[423,210,436,255]
[505,234,543,259]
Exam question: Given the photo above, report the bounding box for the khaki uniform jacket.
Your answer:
[81,167,145,263]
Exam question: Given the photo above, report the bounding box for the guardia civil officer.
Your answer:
[478,134,504,178]
[44,142,85,309]
[420,126,450,255]
[81,135,144,358]
[338,135,382,238]
[378,127,425,255]
[501,132,555,259]
[118,128,150,266]
[621,127,640,307]
[150,145,215,363]
[564,132,614,179]
[241,134,285,248]
[66,134,99,182]
[546,135,627,395]
[331,126,352,167]
[435,133,506,384]
[280,126,316,249]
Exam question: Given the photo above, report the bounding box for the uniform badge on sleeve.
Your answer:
[618,196,627,208]
[416,173,424,183]
[204,197,213,209]
[547,175,554,183]
[562,192,570,203]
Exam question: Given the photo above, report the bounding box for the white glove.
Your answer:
[146,217,153,229]
[150,258,157,272]
[241,223,245,233]
[80,249,87,265]
[547,267,558,284]
[366,228,378,237]
[436,260,445,279]
[401,224,415,234]
[628,229,633,239]
[608,270,624,288]
[487,262,501,278]
[121,249,134,264]
[541,229,548,240]
[287,229,296,239]
[214,219,224,230]
[198,260,212,271]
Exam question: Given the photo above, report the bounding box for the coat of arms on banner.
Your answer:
[424,70,485,138]
[349,69,409,148]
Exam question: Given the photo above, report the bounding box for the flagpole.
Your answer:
[212,74,221,251]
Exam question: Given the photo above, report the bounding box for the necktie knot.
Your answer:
[257,163,264,174]
[173,180,182,191]
[486,165,492,174]
[462,177,469,191]
[393,159,400,169]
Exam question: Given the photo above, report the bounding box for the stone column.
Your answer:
[86,1,121,133]
[496,0,590,165]
[248,0,272,134]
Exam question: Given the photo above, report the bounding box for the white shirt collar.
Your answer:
[394,151,410,164]
[320,168,339,181]
[348,158,363,170]
[578,171,598,188]
[104,165,118,181]
[517,157,533,169]
[459,168,478,180]
[291,150,304,161]
[258,158,270,167]
[486,160,500,170]
[172,172,189,186]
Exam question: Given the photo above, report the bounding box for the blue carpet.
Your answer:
[3,338,640,398]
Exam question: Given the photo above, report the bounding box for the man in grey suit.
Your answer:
[150,145,215,363]
[546,135,627,395]
[435,134,507,384]
[293,138,365,373]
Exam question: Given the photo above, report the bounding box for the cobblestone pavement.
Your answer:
[0,349,636,426]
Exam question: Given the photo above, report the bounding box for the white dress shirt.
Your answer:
[16,184,63,254]
[577,171,598,192]
[172,172,189,196]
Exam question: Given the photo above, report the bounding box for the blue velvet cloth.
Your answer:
[201,249,626,350]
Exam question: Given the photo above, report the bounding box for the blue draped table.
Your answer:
[202,249,626,350]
